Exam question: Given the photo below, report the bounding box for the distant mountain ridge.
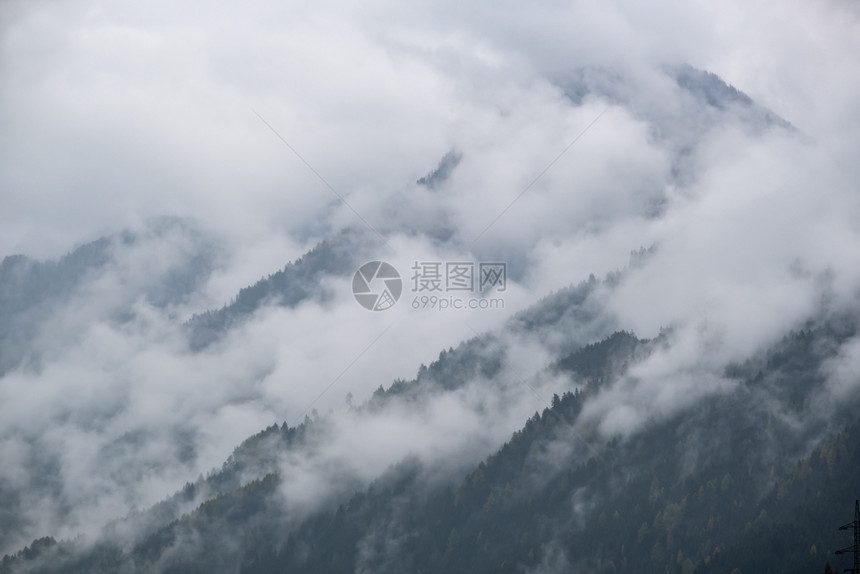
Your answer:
[185,227,378,351]
[1,65,854,574]
[0,219,217,375]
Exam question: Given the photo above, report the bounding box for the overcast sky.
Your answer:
[1,0,860,558]
[2,0,858,261]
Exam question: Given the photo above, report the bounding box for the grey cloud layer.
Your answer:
[1,0,859,560]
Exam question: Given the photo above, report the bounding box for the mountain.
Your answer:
[185,227,378,351]
[0,238,111,375]
[0,66,856,574]
[556,64,795,191]
[0,218,216,375]
[2,316,858,574]
[416,151,463,189]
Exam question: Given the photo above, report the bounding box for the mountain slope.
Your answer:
[0,63,855,574]
[185,227,377,351]
[4,313,858,574]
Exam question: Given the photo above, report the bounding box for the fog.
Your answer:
[1,0,859,560]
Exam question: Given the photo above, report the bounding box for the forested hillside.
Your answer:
[4,315,857,573]
[2,5,858,569]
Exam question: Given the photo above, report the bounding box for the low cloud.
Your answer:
[1,0,859,561]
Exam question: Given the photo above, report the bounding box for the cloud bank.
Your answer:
[1,0,859,558]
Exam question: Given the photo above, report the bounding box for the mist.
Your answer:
[1,0,860,567]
